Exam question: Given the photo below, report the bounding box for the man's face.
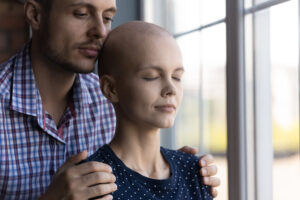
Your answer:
[114,35,184,129]
[39,0,116,73]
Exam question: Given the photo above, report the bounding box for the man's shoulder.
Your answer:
[0,56,16,97]
[79,72,99,88]
[79,73,111,104]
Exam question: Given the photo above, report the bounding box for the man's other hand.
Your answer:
[39,151,117,200]
[179,146,220,198]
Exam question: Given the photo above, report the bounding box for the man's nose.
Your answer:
[87,15,109,39]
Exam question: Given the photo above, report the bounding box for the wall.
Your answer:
[0,0,29,63]
[112,0,141,28]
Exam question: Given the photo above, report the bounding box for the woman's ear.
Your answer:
[100,75,119,103]
[24,0,43,30]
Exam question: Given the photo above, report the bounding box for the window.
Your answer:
[142,0,300,199]
[245,0,300,199]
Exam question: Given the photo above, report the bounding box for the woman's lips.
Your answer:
[155,104,176,113]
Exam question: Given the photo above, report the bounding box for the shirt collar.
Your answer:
[10,42,39,117]
[72,73,94,114]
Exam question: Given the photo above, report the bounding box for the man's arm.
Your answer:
[39,151,117,200]
[179,146,221,198]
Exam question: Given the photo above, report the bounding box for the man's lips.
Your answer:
[78,46,100,58]
[155,104,176,113]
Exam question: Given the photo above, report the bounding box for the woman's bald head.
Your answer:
[98,21,176,78]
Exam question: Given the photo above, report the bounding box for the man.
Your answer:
[0,0,220,199]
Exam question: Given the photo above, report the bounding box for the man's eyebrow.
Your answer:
[105,7,117,13]
[67,2,117,13]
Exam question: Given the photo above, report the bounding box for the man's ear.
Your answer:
[100,75,119,103]
[24,0,43,30]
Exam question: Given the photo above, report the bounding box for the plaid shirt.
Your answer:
[0,43,116,199]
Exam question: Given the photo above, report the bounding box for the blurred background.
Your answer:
[1,0,299,199]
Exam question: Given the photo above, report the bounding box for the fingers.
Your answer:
[63,161,115,188]
[74,161,113,175]
[200,165,218,177]
[178,146,198,155]
[86,183,117,199]
[43,156,117,200]
[97,194,113,200]
[80,171,116,186]
[62,166,117,199]
[202,176,221,187]
[210,187,218,198]
[199,154,214,167]
[56,151,89,175]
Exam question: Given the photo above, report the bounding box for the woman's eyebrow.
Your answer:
[174,67,185,72]
[136,66,162,72]
[137,66,185,72]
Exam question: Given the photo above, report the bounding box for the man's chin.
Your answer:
[63,61,95,74]
[72,67,95,74]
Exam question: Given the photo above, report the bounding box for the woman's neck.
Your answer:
[109,120,171,179]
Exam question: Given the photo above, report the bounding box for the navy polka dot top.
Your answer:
[85,144,213,200]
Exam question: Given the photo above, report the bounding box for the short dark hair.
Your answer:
[36,0,52,11]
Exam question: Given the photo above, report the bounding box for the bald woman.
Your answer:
[84,21,213,200]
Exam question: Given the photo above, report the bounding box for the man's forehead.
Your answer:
[58,0,116,10]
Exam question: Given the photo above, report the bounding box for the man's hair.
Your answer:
[36,0,52,11]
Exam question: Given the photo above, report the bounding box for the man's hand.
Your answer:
[39,151,117,200]
[179,146,220,198]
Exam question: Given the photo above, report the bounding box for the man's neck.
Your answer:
[31,39,76,126]
[109,119,171,180]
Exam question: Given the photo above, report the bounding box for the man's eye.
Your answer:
[74,12,88,18]
[104,16,114,22]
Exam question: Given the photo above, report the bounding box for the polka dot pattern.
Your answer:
[86,145,212,200]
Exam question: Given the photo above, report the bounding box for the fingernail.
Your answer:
[107,195,113,200]
[113,183,118,190]
[201,160,206,166]
[202,169,207,175]
[204,177,209,183]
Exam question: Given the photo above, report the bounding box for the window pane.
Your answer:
[246,0,274,9]
[175,31,202,148]
[245,0,300,198]
[162,0,225,34]
[142,0,225,34]
[171,0,202,34]
[270,1,300,199]
[175,24,228,200]
[254,0,271,4]
[245,13,256,200]
[198,0,226,26]
[245,0,253,9]
[142,0,202,34]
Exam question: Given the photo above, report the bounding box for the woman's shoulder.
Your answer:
[84,144,112,163]
[161,147,213,200]
[161,147,200,168]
